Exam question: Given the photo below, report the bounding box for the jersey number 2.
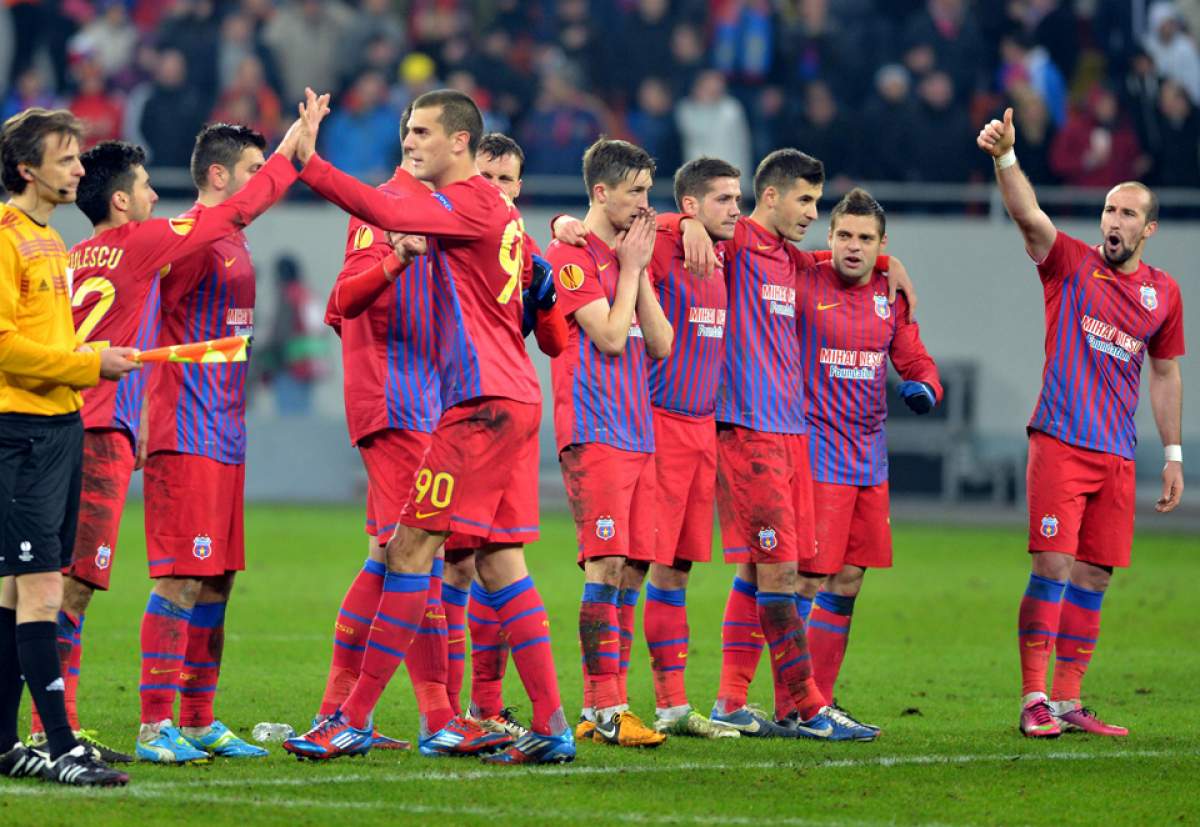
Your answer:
[72,276,116,345]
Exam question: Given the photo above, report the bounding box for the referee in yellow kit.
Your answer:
[0,109,139,787]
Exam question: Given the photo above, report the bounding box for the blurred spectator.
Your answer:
[1093,0,1141,81]
[997,28,1067,127]
[1049,84,1144,187]
[611,0,677,102]
[712,0,774,87]
[390,51,440,118]
[626,76,681,174]
[859,64,917,181]
[157,0,221,104]
[788,80,857,183]
[69,57,124,149]
[211,56,282,143]
[349,33,402,91]
[407,0,470,51]
[1004,0,1079,88]
[1008,83,1058,185]
[447,69,509,135]
[68,1,137,81]
[907,70,974,182]
[344,0,407,73]
[263,0,355,103]
[139,48,209,167]
[675,70,752,188]
[3,67,58,120]
[774,0,882,106]
[7,0,75,93]
[519,70,603,175]
[666,22,706,99]
[319,69,400,185]
[553,0,607,98]
[1149,79,1200,186]
[263,256,328,416]
[1123,49,1163,154]
[217,12,282,96]
[1143,2,1200,105]
[466,29,532,126]
[903,0,985,102]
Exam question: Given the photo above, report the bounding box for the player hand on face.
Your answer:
[977,107,1016,158]
[294,87,333,164]
[884,255,917,312]
[551,215,589,247]
[616,209,656,276]
[96,346,141,381]
[680,216,718,278]
[1157,460,1184,513]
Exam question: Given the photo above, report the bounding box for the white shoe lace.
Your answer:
[821,705,862,729]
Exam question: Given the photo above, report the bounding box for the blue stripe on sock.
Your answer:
[814,591,855,616]
[501,606,545,627]
[722,643,764,652]
[179,685,218,694]
[472,644,503,652]
[339,607,373,625]
[469,580,493,608]
[467,613,500,625]
[183,660,218,668]
[1055,631,1098,644]
[362,558,387,577]
[490,576,534,608]
[808,619,850,635]
[442,583,469,607]
[449,654,465,661]
[582,582,619,605]
[756,591,794,605]
[777,654,810,672]
[376,611,420,632]
[367,640,407,659]
[141,652,185,660]
[511,635,551,653]
[383,573,430,594]
[145,593,192,621]
[1064,582,1104,611]
[430,557,445,578]
[189,602,226,629]
[647,637,689,649]
[722,621,759,628]
[333,640,365,652]
[795,595,814,621]
[620,588,640,607]
[646,584,686,607]
[1025,573,1067,603]
[731,577,757,598]
[416,627,448,636]
[657,665,686,672]
[139,683,178,691]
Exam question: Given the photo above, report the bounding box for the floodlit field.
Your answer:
[3,504,1197,826]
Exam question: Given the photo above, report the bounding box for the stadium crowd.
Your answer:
[2,0,1199,189]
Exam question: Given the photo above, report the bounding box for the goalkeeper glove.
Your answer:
[522,254,557,337]
[897,380,936,414]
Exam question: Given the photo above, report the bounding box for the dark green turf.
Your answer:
[2,505,1197,826]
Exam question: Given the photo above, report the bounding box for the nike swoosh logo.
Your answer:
[757,243,774,251]
[1091,269,1115,281]
[599,638,618,645]
[149,667,175,675]
[740,720,761,733]
[415,510,443,519]
[224,257,236,268]
[598,263,610,271]
[817,302,840,311]
[1077,647,1095,654]
[677,652,688,659]
[750,632,764,639]
[1024,640,1044,648]
[795,723,834,737]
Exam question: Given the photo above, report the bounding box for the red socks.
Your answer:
[320,559,385,716]
[808,591,855,703]
[139,594,192,724]
[617,588,639,705]
[490,577,563,735]
[179,602,226,728]
[580,583,621,712]
[467,581,508,718]
[405,561,453,735]
[1018,573,1067,696]
[1051,582,1104,702]
[644,584,689,710]
[442,581,469,716]
[757,592,824,721]
[341,572,428,729]
[31,611,82,735]
[716,577,762,712]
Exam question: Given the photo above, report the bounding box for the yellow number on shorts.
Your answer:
[415,469,455,509]
[496,218,524,305]
[72,276,116,344]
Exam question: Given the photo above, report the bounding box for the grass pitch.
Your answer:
[2,504,1198,826]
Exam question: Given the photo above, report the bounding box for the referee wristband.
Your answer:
[994,149,1017,170]
[1165,444,1183,463]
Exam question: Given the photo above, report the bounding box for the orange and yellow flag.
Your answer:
[134,335,249,364]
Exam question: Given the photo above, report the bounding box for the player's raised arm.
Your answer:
[327,233,425,321]
[978,107,1057,263]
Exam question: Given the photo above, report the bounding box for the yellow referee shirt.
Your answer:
[0,203,99,415]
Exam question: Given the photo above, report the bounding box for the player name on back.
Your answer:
[69,244,125,270]
[1081,314,1144,362]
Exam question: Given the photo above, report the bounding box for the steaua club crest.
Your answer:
[192,534,214,560]
[1040,515,1059,539]
[874,293,891,320]
[595,516,616,541]
[94,544,112,570]
[1140,284,1158,311]
[758,527,778,550]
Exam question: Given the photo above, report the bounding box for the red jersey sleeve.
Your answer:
[546,242,604,318]
[1034,230,1087,284]
[326,217,392,332]
[124,153,297,276]
[534,305,568,356]
[889,293,943,403]
[1148,278,1187,360]
[300,154,488,239]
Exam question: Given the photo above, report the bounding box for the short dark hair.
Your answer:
[478,132,525,177]
[399,102,414,143]
[76,141,147,226]
[673,156,741,210]
[582,137,655,197]
[1112,180,1160,224]
[0,108,83,194]
[189,122,267,190]
[829,186,886,236]
[410,89,484,155]
[752,148,824,201]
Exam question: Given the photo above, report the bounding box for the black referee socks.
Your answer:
[0,607,20,753]
[16,621,77,759]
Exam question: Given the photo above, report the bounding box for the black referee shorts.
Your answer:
[0,412,83,578]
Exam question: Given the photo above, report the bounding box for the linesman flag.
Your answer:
[134,335,249,364]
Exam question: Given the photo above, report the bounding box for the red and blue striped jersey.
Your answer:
[647,224,726,418]
[547,233,653,453]
[1029,231,1185,459]
[798,263,942,486]
[300,156,540,409]
[326,169,441,444]
[717,217,817,434]
[147,209,256,465]
[68,153,295,451]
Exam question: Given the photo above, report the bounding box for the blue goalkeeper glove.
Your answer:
[897,380,936,414]
[522,254,557,337]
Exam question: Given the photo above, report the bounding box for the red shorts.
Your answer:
[398,398,540,545]
[652,407,715,565]
[359,428,431,541]
[560,441,656,566]
[716,426,815,565]
[1026,430,1135,568]
[64,428,137,590]
[144,451,245,578]
[808,481,893,575]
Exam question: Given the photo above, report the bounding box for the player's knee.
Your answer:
[649,562,690,590]
[1030,550,1072,582]
[796,573,823,599]
[61,575,95,615]
[829,566,865,597]
[153,576,202,608]
[620,561,648,591]
[757,563,797,594]
[1070,561,1112,592]
[15,572,63,620]
[584,555,624,586]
